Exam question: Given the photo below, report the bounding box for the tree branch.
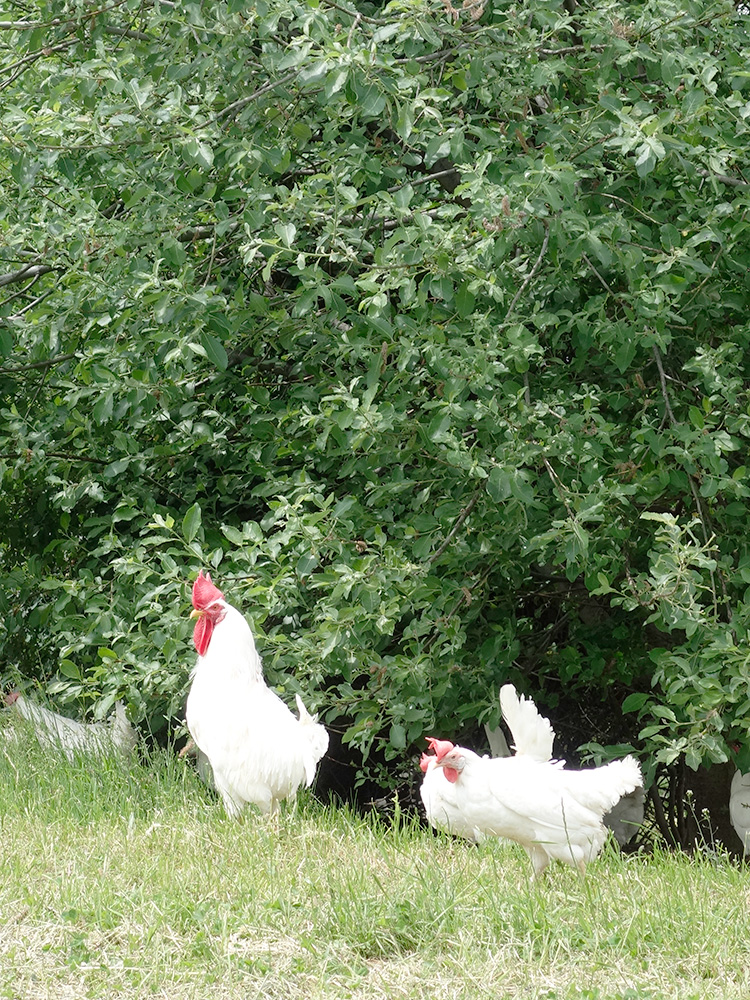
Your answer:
[211,70,299,123]
[0,451,106,465]
[697,169,749,189]
[1,353,76,373]
[428,489,482,564]
[506,218,550,315]
[652,344,730,623]
[0,264,57,288]
[581,252,617,297]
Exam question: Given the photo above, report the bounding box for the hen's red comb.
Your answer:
[425,737,454,761]
[192,570,224,610]
[419,752,433,773]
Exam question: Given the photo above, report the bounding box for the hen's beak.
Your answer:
[189,608,202,619]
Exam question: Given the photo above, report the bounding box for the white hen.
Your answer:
[430,711,642,875]
[730,769,750,855]
[420,685,554,842]
[4,692,136,760]
[420,739,483,843]
[185,570,328,816]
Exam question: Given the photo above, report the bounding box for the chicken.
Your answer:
[419,685,554,841]
[3,691,137,760]
[429,718,642,875]
[730,768,750,855]
[420,739,483,843]
[185,570,328,816]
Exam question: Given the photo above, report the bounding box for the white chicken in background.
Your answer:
[730,769,750,855]
[3,691,137,760]
[420,738,483,843]
[185,570,328,817]
[420,685,555,842]
[428,695,643,875]
[471,684,643,848]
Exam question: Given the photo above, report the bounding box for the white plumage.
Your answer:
[4,692,137,760]
[427,683,643,874]
[185,571,328,817]
[419,684,554,842]
[420,743,483,843]
[730,768,750,854]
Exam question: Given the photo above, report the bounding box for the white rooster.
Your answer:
[428,694,642,875]
[420,685,555,842]
[185,570,328,817]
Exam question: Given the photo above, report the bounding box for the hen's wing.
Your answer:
[499,684,555,762]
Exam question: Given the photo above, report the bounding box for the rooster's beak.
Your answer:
[189,608,201,619]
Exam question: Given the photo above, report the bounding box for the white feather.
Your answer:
[419,755,483,843]
[730,768,750,854]
[438,746,642,874]
[498,684,556,762]
[186,600,328,816]
[6,695,137,760]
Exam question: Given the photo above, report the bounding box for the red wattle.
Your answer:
[193,614,214,656]
[443,767,459,784]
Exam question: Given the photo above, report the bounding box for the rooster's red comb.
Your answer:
[425,737,455,761]
[192,570,224,610]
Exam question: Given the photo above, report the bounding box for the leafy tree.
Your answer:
[2,0,750,805]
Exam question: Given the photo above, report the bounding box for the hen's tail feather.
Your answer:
[499,684,555,762]
[564,755,643,816]
[295,694,330,782]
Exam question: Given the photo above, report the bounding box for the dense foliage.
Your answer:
[2,0,750,785]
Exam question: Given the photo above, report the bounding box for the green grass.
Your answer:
[1,720,749,1000]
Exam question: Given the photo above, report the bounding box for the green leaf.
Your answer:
[389,723,406,750]
[93,393,114,424]
[200,332,228,371]
[275,222,297,248]
[182,504,202,543]
[59,659,81,680]
[487,467,512,502]
[622,692,650,713]
[221,524,245,545]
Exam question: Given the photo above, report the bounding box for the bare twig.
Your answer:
[538,43,606,55]
[506,218,550,315]
[428,489,482,564]
[0,264,57,288]
[649,782,678,846]
[387,167,461,194]
[7,288,57,319]
[320,0,386,25]
[1,352,76,373]
[201,229,218,288]
[0,451,106,464]
[347,12,362,47]
[103,25,153,41]
[652,345,677,427]
[0,38,79,88]
[581,252,616,296]
[697,169,749,188]
[542,456,575,520]
[211,70,299,123]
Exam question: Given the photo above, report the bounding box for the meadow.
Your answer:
[1,721,748,1000]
